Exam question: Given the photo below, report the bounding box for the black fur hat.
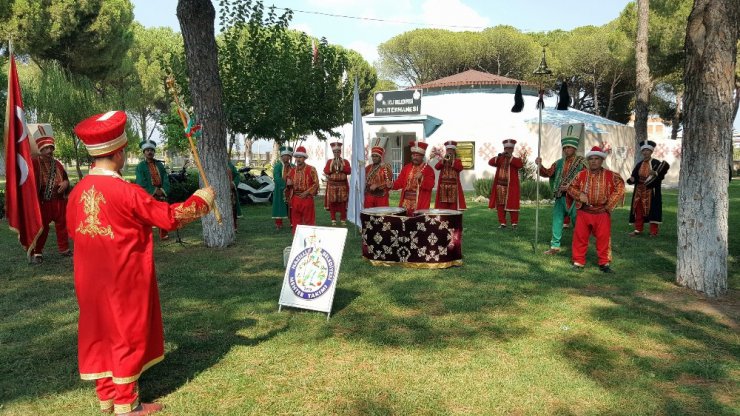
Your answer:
[511,84,524,113]
[556,81,570,111]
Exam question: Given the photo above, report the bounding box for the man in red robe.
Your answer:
[393,141,435,215]
[285,146,319,234]
[29,123,71,263]
[434,140,466,211]
[323,142,351,225]
[364,146,393,208]
[627,140,669,237]
[567,146,625,273]
[68,111,215,415]
[488,139,523,228]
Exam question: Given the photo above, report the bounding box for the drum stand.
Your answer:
[174,227,188,246]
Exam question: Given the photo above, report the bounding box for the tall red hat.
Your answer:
[371,146,385,157]
[74,111,128,157]
[502,139,517,148]
[28,123,55,150]
[330,142,342,151]
[586,146,607,159]
[444,140,457,150]
[409,140,428,155]
[293,146,308,158]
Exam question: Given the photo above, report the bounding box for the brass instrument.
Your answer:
[555,156,585,198]
[644,160,669,188]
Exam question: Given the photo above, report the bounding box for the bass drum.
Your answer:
[361,206,406,216]
[413,209,461,216]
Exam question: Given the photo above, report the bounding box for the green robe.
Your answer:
[228,162,242,217]
[135,159,170,197]
[272,161,291,218]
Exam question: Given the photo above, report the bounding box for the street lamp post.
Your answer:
[532,47,552,252]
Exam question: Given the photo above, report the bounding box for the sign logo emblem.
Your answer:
[288,244,336,300]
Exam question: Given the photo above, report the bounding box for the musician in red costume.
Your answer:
[364,146,393,208]
[285,146,319,234]
[67,110,215,416]
[29,123,71,263]
[392,141,435,215]
[488,139,523,228]
[434,140,466,211]
[323,142,351,225]
[567,146,625,273]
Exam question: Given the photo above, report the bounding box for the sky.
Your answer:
[131,0,740,131]
[131,0,634,65]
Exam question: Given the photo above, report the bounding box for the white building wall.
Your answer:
[297,90,677,190]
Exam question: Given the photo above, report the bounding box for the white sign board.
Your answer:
[278,225,348,319]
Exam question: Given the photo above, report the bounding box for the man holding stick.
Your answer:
[535,135,586,254]
[68,110,215,415]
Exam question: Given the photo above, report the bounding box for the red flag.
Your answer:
[311,39,318,66]
[4,54,43,257]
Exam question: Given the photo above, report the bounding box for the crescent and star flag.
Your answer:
[311,39,318,66]
[347,77,366,229]
[4,52,43,257]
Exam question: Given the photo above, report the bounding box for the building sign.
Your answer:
[374,90,422,116]
[456,141,475,169]
[278,225,347,319]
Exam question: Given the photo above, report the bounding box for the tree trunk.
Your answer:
[177,0,235,247]
[671,90,683,140]
[272,140,280,164]
[73,138,84,178]
[227,131,236,159]
[244,136,254,165]
[606,75,618,119]
[139,109,148,143]
[677,0,739,297]
[592,71,600,116]
[634,0,651,155]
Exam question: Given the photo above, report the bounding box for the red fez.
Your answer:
[409,141,428,155]
[444,140,457,150]
[371,146,385,157]
[74,111,128,157]
[502,139,517,148]
[330,142,342,151]
[586,146,607,159]
[293,146,308,158]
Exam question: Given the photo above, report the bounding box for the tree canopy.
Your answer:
[2,0,134,80]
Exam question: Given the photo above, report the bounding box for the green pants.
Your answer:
[551,196,577,249]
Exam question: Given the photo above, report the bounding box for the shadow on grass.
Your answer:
[559,292,738,415]
[0,184,737,412]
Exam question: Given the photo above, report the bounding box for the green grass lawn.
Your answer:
[0,183,738,415]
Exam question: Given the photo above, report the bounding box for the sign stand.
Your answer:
[278,225,347,320]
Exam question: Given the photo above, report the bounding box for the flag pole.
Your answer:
[166,75,222,224]
[532,47,552,252]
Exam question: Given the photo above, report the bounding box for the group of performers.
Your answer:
[21,110,669,414]
[268,134,669,275]
[535,136,669,272]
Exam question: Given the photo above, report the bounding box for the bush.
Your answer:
[520,180,552,201]
[0,190,4,219]
[474,178,552,201]
[473,178,492,197]
[168,171,200,203]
